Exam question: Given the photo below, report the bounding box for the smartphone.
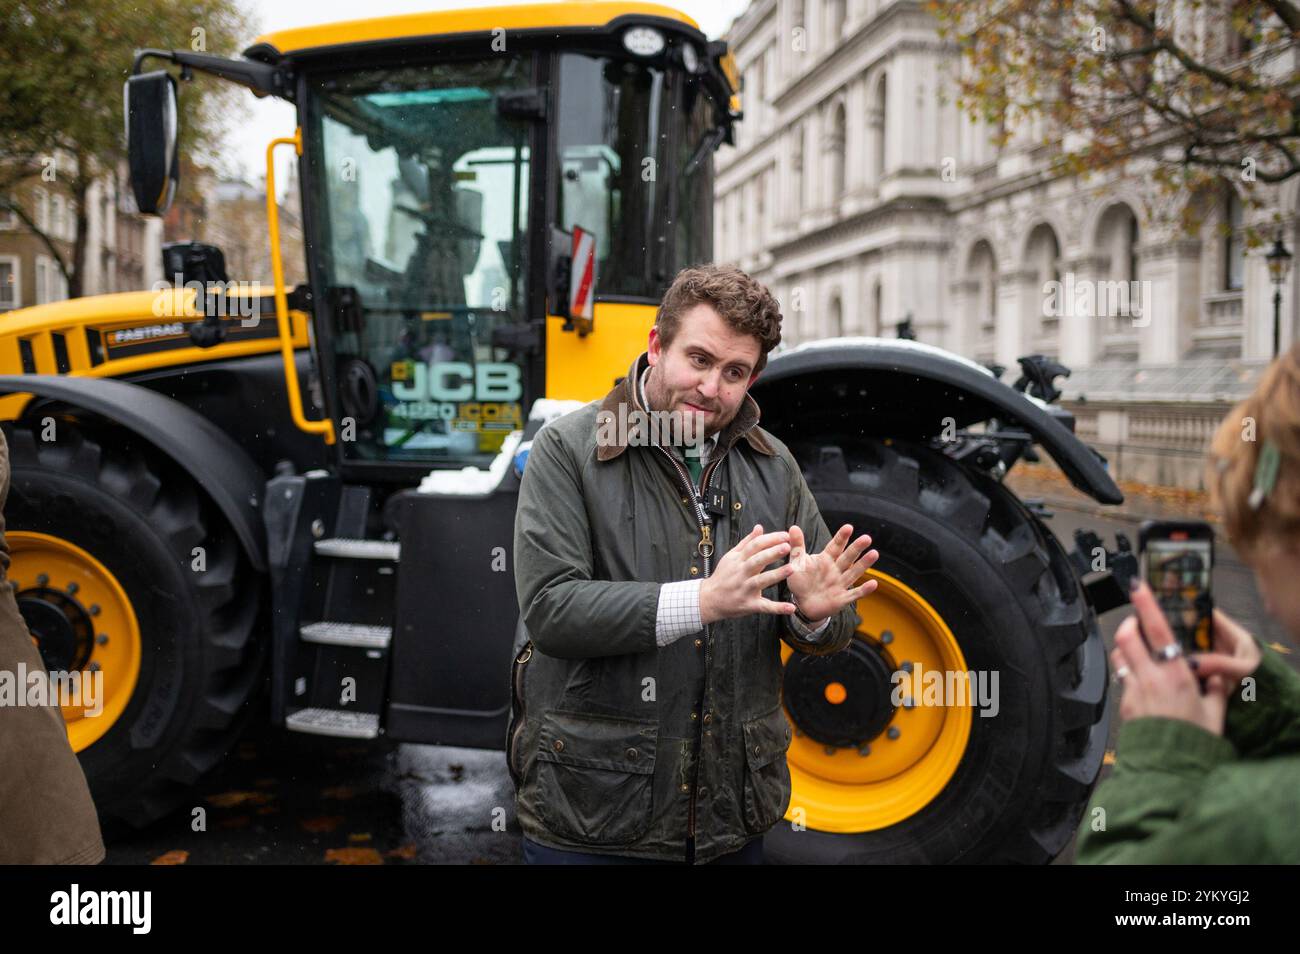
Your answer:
[1138,520,1214,654]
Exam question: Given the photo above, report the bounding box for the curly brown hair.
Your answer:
[654,264,784,374]
[1207,343,1300,560]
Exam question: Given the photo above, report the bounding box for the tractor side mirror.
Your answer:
[548,225,572,322]
[549,225,597,336]
[125,71,180,215]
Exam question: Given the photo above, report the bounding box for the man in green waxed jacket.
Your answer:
[510,264,879,864]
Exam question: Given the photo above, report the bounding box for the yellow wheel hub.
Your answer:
[8,532,141,751]
[781,568,971,832]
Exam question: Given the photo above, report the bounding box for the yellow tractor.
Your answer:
[0,2,1129,863]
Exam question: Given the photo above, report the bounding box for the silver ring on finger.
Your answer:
[1114,665,1131,681]
[1155,643,1183,662]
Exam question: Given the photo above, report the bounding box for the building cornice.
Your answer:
[769,195,949,260]
[725,0,777,51]
[770,1,950,110]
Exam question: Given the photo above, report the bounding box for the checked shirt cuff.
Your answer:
[655,579,831,647]
[656,579,705,647]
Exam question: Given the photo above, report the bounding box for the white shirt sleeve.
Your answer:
[656,579,704,647]
[657,578,831,646]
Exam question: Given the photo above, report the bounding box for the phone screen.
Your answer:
[1142,538,1213,653]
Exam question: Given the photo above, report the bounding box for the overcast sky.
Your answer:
[222,0,753,193]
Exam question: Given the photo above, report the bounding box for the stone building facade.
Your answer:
[717,0,1300,488]
[0,156,163,312]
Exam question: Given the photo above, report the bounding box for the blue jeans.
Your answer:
[522,835,764,865]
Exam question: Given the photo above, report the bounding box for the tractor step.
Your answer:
[285,707,381,739]
[314,538,401,561]
[300,621,392,649]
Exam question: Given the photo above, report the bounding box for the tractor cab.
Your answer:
[127,4,737,477]
[114,3,740,745]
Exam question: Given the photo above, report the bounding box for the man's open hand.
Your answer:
[699,524,798,624]
[785,524,879,623]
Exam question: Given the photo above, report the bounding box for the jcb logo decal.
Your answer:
[391,362,522,402]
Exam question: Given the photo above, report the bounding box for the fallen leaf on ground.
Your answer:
[385,844,418,860]
[300,815,346,833]
[325,847,383,865]
[206,790,272,808]
[150,850,189,865]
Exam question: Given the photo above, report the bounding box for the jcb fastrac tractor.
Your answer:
[1,2,1133,863]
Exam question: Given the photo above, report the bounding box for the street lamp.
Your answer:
[1265,231,1293,358]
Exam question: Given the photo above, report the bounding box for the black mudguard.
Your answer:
[0,374,268,571]
[753,339,1123,505]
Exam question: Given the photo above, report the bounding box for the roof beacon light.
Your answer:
[623,26,665,57]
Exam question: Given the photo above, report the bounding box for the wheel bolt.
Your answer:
[89,604,101,616]
[887,726,901,740]
[88,662,101,673]
[880,630,894,644]
[96,634,108,646]
[66,582,78,595]
[36,574,49,586]
[900,660,913,673]
[857,744,871,757]
[823,745,837,756]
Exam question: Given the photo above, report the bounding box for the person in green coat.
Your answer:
[1075,345,1300,864]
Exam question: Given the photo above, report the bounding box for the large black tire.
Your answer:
[763,438,1109,864]
[3,417,265,830]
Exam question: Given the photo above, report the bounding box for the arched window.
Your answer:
[1092,202,1141,343]
[1128,213,1139,282]
[966,239,998,356]
[792,123,805,214]
[871,74,888,185]
[1026,223,1062,341]
[830,101,847,199]
[827,293,843,337]
[871,279,882,336]
[1224,189,1244,291]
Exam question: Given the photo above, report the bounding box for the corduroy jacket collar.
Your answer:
[595,351,776,462]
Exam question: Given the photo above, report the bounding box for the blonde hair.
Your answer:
[1208,344,1300,559]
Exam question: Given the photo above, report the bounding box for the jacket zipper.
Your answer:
[655,446,725,846]
[505,641,532,789]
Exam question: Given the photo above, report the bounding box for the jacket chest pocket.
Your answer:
[741,705,793,834]
[534,709,658,846]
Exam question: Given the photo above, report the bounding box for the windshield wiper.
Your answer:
[683,125,727,178]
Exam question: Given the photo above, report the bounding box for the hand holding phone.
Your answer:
[1138,520,1215,656]
[1188,607,1262,688]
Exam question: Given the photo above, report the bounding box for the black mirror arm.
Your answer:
[131,48,291,99]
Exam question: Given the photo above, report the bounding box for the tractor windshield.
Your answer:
[554,51,715,298]
[306,55,533,465]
